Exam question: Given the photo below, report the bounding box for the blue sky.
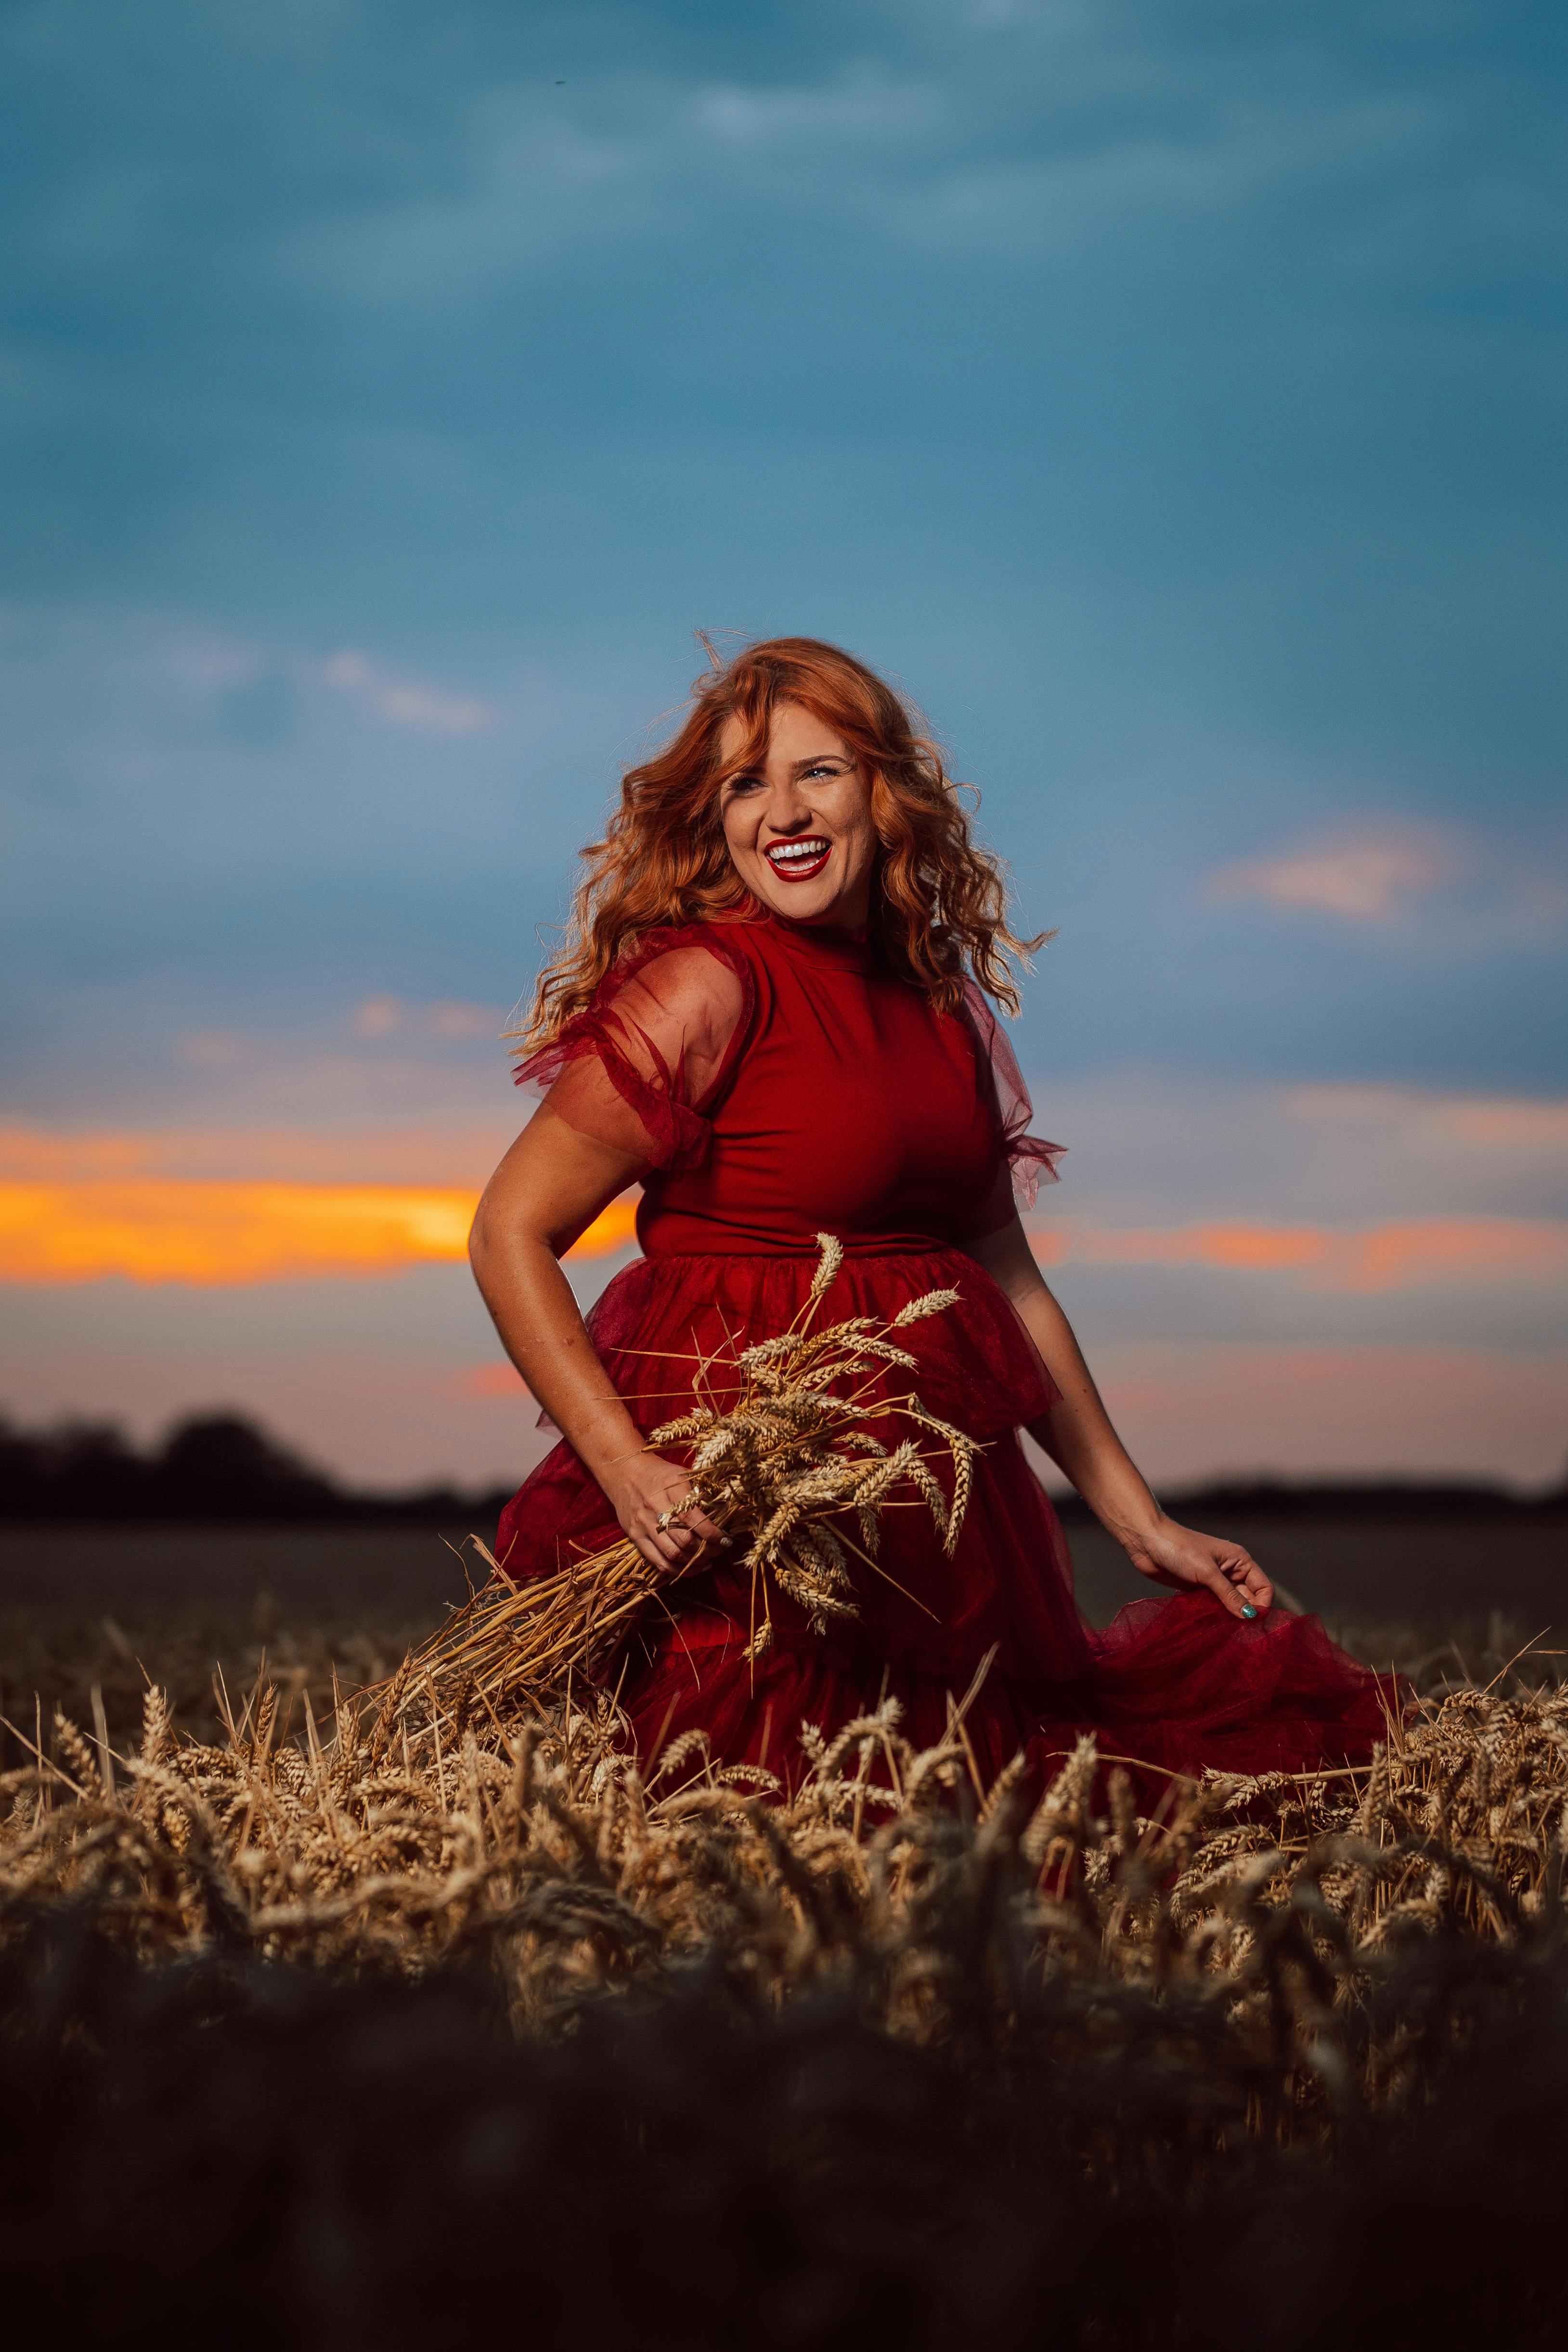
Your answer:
[3,0,1565,1489]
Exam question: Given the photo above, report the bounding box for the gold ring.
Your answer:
[655,1497,694,1534]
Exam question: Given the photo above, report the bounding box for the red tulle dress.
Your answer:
[498,910,1393,1800]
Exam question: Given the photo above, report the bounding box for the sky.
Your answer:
[2,0,1565,1493]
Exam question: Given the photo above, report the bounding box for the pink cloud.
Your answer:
[0,1121,517,1187]
[1433,1098,1568,1150]
[1286,1084,1568,1153]
[351,994,404,1039]
[1029,1215,1568,1292]
[350,995,499,1042]
[1209,829,1454,918]
[322,647,495,735]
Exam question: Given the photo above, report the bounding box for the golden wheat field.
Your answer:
[3,1577,1568,2349]
[0,1589,1561,2044]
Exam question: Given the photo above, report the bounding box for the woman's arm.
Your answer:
[963,1215,1271,1619]
[467,1106,725,1571]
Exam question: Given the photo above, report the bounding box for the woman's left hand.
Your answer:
[1121,1515,1273,1620]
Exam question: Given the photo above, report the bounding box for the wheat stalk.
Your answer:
[6,1650,1568,2081]
[370,1234,982,1749]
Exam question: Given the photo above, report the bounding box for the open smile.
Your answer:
[764,836,832,882]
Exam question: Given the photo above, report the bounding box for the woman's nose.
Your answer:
[763,780,812,834]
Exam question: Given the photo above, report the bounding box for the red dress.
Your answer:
[499,910,1392,1798]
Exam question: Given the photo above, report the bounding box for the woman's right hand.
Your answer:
[604,1449,727,1572]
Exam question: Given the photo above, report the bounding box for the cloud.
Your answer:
[374,680,495,734]
[350,995,402,1041]
[1,1177,476,1285]
[1436,1098,1568,1150]
[176,1032,250,1070]
[1287,1085,1568,1156]
[0,1174,637,1285]
[162,630,266,690]
[1205,827,1568,941]
[12,1112,1564,1299]
[0,1122,514,1187]
[263,30,1449,303]
[691,74,938,153]
[322,649,495,735]
[1209,831,1454,919]
[151,1031,519,1129]
[426,1001,504,1041]
[893,89,1440,260]
[12,1132,1559,1296]
[0,1124,637,1282]
[1028,1215,1568,1293]
[350,996,500,1043]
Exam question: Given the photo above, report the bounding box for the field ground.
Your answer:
[0,1512,1561,1760]
[1069,1509,1566,1626]
[3,1516,1568,2346]
[3,1507,1564,1624]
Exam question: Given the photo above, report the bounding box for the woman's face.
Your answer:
[716,701,879,928]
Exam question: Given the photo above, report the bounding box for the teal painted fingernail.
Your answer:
[1241,1604,1257,1621]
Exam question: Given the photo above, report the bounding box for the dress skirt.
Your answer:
[495,1247,1395,1802]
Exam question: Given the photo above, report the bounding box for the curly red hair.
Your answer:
[522,635,1045,1046]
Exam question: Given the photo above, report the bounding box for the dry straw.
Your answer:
[4,1656,1568,2109]
[383,1233,980,1748]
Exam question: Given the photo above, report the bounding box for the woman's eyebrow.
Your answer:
[790,750,848,774]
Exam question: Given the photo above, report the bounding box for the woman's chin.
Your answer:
[753,877,842,923]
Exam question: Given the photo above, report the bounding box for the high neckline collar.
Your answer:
[754,907,877,969]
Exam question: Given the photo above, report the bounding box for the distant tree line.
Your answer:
[0,1413,515,1523]
[0,1409,1562,1523]
[1058,1473,1568,1522]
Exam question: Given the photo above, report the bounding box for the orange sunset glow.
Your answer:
[1027,1215,1568,1293]
[0,1177,640,1285]
[3,1150,1565,1296]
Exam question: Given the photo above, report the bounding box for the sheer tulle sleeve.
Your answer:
[960,979,1065,1226]
[513,928,753,1171]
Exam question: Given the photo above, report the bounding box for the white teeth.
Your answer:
[766,839,829,863]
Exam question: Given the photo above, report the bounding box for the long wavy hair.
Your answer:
[522,635,1046,1046]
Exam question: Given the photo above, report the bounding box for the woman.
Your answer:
[470,637,1391,1796]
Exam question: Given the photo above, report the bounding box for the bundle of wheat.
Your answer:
[382,1233,979,1750]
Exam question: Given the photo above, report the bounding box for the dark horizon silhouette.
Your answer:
[2,1408,1563,1527]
